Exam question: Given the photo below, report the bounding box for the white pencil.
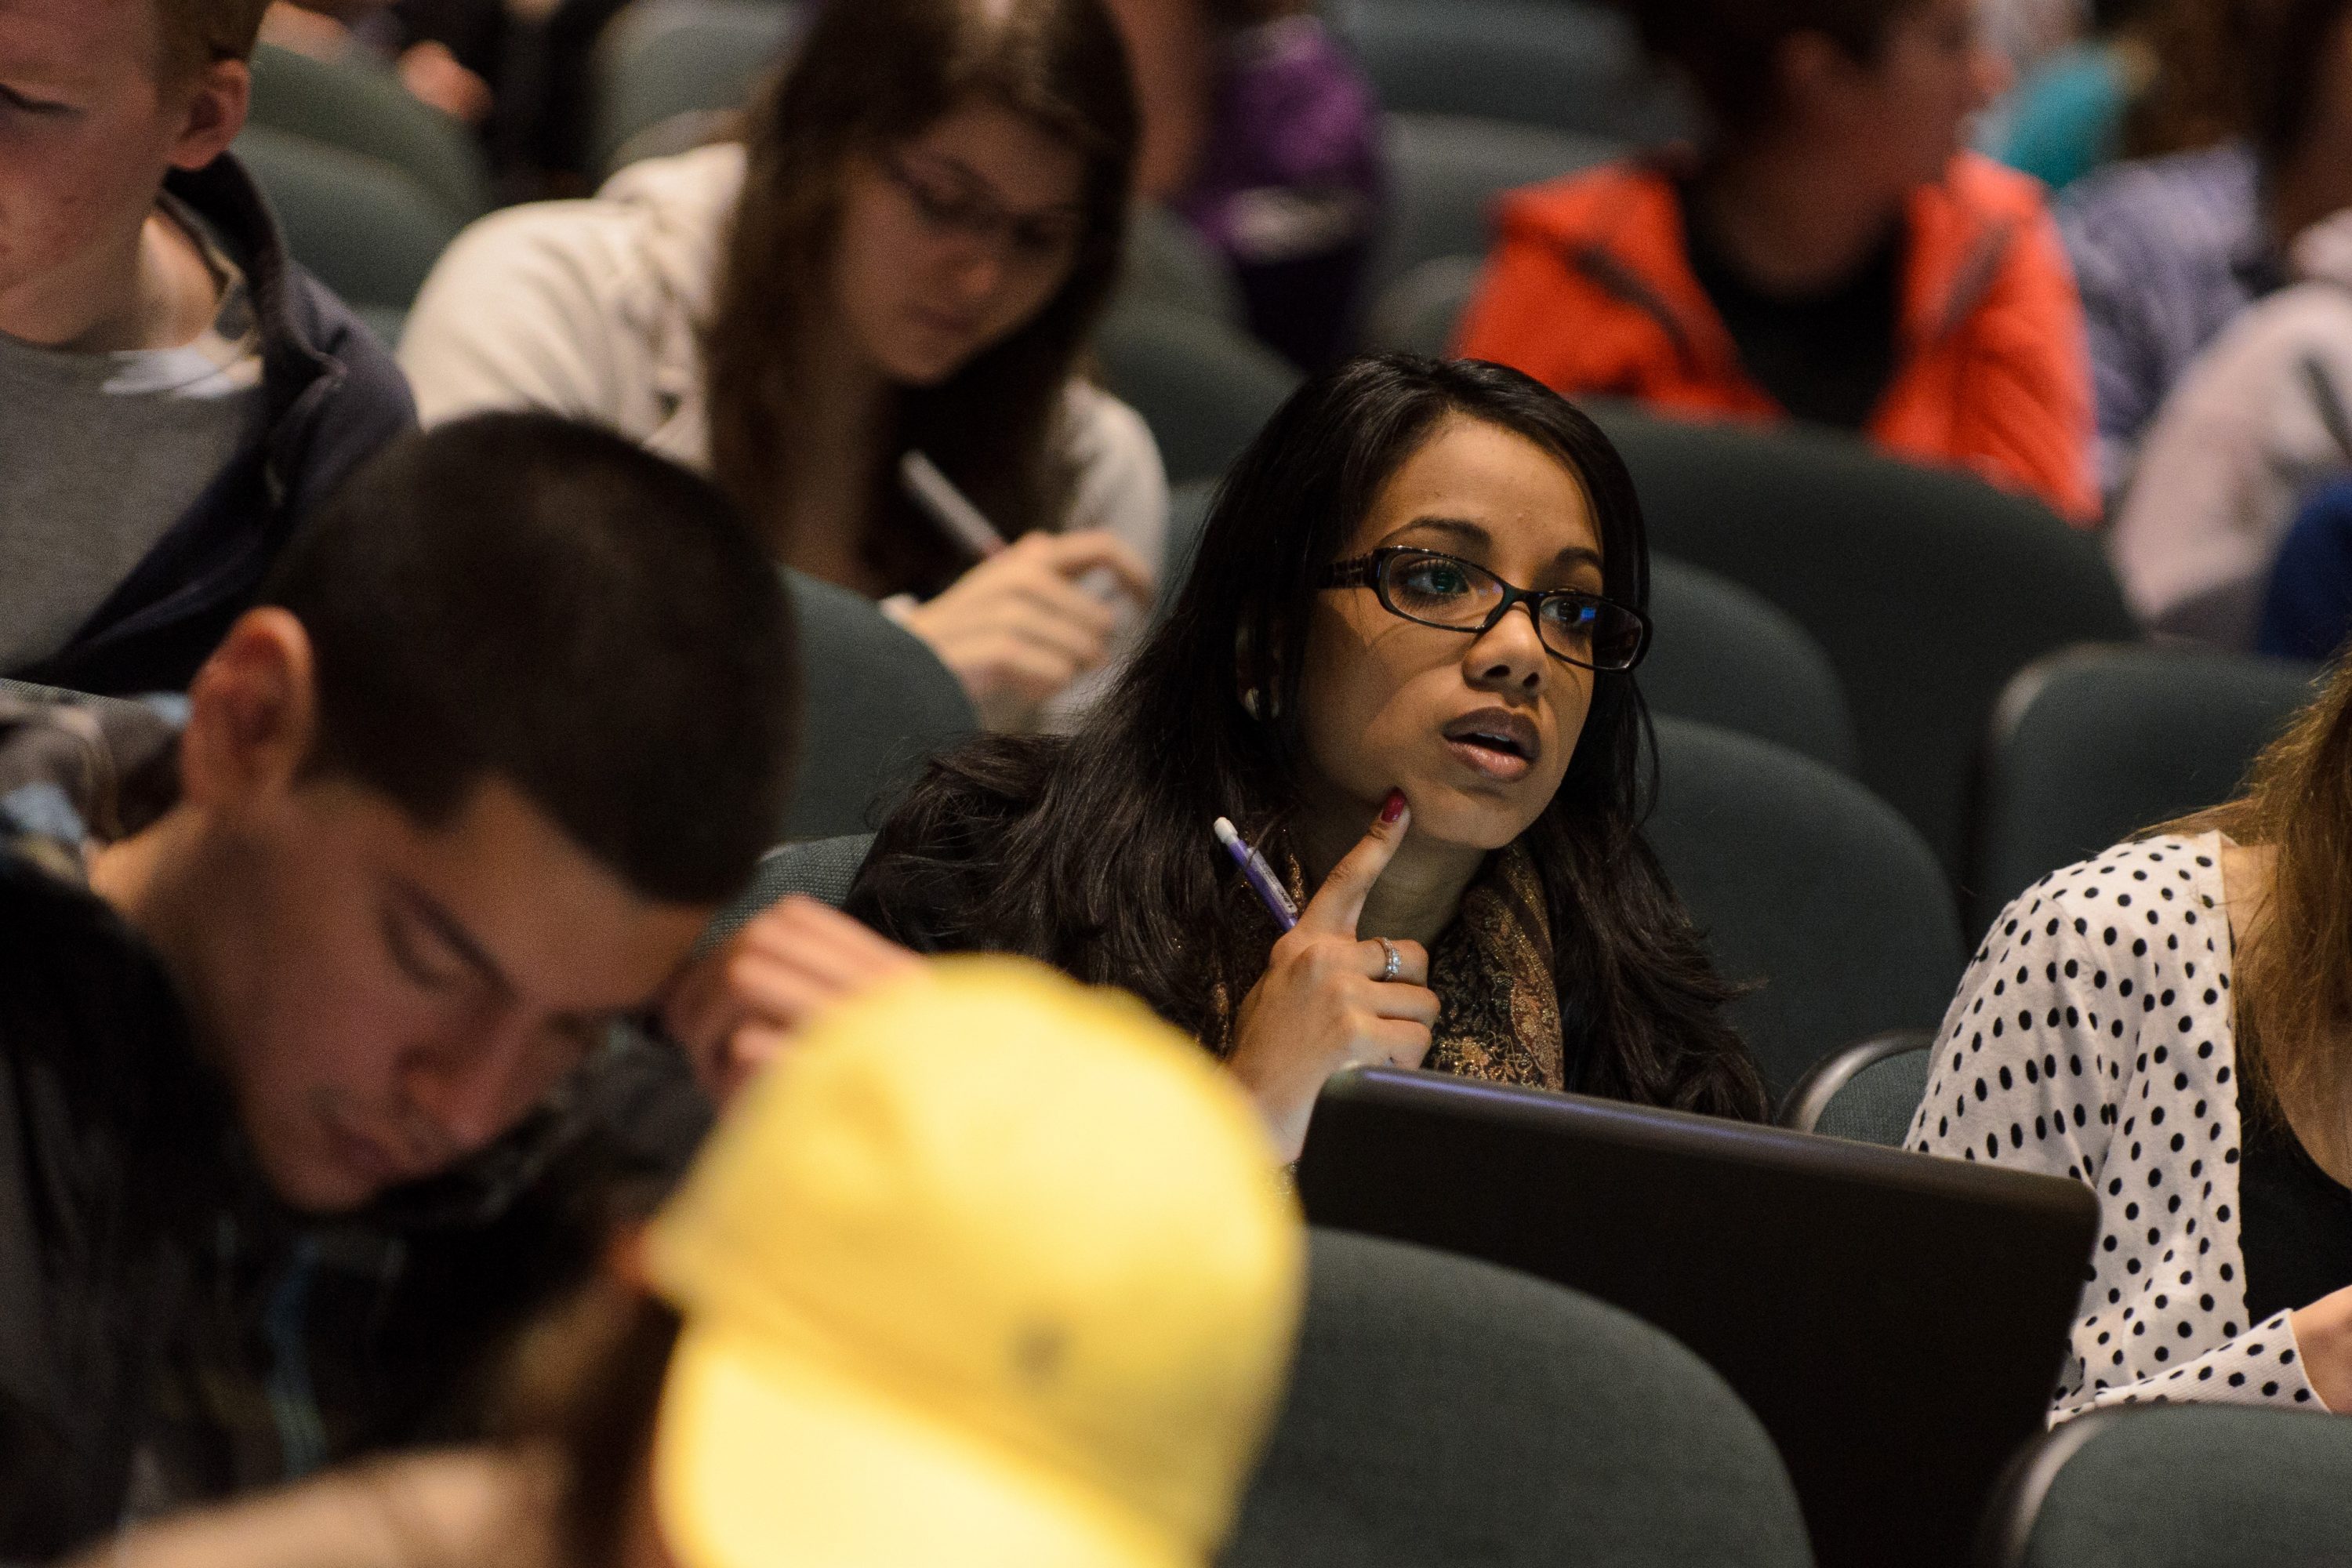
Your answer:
[900,450,1007,560]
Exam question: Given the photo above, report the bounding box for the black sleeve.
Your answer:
[0,863,210,1556]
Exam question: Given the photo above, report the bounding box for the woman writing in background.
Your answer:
[1916,658,2352,1416]
[1455,0,2099,524]
[400,0,1163,730]
[840,354,1768,1156]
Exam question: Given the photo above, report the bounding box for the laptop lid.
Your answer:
[1296,1067,2100,1568]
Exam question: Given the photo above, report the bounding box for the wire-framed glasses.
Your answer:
[1319,546,1650,672]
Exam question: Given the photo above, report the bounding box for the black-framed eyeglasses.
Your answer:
[878,152,1085,266]
[1319,547,1650,672]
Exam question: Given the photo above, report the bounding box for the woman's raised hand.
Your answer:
[901,528,1155,730]
[1226,791,1440,1160]
[662,897,924,1103]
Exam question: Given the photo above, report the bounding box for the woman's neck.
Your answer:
[1294,798,1488,949]
[1688,137,1907,298]
[773,311,897,586]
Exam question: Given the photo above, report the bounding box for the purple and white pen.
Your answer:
[1214,816,1300,931]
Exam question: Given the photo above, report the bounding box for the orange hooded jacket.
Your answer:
[1454,153,2101,524]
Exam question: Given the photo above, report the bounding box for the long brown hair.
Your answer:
[2169,659,2352,1164]
[703,0,1138,593]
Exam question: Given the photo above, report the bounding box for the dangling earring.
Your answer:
[1241,687,1264,720]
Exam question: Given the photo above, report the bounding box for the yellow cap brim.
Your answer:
[654,1322,1199,1568]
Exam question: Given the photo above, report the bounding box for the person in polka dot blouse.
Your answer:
[1911,663,2352,1421]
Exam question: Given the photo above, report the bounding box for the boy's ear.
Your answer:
[166,56,251,174]
[177,608,319,811]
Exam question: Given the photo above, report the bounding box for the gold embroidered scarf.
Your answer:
[1210,844,1565,1089]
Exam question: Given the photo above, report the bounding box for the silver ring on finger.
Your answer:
[1377,938,1402,983]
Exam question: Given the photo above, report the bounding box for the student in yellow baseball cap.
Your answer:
[642,955,1305,1568]
[71,957,1302,1568]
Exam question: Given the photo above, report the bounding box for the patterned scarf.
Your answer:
[1210,842,1566,1090]
[1422,845,1566,1090]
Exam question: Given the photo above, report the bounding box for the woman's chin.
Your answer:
[1403,783,1545,853]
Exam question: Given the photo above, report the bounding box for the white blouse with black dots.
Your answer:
[1907,830,2325,1417]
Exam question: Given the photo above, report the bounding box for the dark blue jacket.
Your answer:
[8,153,415,697]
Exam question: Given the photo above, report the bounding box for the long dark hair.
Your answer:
[704,0,1138,589]
[857,355,1766,1120]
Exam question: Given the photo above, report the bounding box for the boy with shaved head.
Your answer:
[0,412,820,1553]
[0,0,410,694]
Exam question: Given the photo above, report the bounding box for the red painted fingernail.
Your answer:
[1380,789,1406,825]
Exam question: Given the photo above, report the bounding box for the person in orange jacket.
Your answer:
[1455,0,2101,524]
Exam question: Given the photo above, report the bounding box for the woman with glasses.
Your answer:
[397,0,1163,731]
[840,354,1769,1155]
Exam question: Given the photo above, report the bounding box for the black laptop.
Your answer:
[1296,1068,2100,1568]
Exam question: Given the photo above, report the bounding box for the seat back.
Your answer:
[591,0,805,176]
[1093,303,1301,486]
[1645,557,1858,775]
[783,572,975,841]
[1647,717,1963,1100]
[1981,1405,2352,1568]
[1590,405,2140,888]
[1360,253,1482,356]
[1370,112,1619,300]
[702,832,876,953]
[1971,646,2316,936]
[232,127,463,311]
[248,43,491,221]
[1332,0,1691,143]
[1121,204,1246,325]
[1221,1229,1813,1568]
[1777,1029,1934,1145]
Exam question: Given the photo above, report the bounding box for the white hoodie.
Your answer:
[2107,208,2352,645]
[398,143,1164,564]
[397,144,1168,730]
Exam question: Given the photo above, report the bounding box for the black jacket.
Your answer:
[8,153,416,698]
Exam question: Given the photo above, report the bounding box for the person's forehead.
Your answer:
[0,0,162,73]
[339,778,712,1012]
[900,102,1084,211]
[1365,419,1601,559]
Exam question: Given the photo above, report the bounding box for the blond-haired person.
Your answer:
[0,0,413,694]
[68,960,1305,1568]
[1914,658,2352,1417]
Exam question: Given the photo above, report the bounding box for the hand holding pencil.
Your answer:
[1221,789,1439,1160]
[895,452,1154,730]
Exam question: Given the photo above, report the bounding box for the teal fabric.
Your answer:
[1646,717,1962,1099]
[1970,645,2316,937]
[1361,252,1480,355]
[1993,1406,2352,1568]
[1645,557,1857,775]
[1333,0,1690,144]
[231,126,461,311]
[1121,205,1246,326]
[1995,44,2131,194]
[781,573,975,841]
[1587,404,2139,888]
[1810,1042,1933,1146]
[590,0,805,176]
[700,833,875,953]
[1221,1229,1813,1568]
[1093,303,1301,486]
[1370,112,1619,298]
[248,44,489,222]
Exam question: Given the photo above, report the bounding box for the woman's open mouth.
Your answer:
[1442,708,1541,782]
